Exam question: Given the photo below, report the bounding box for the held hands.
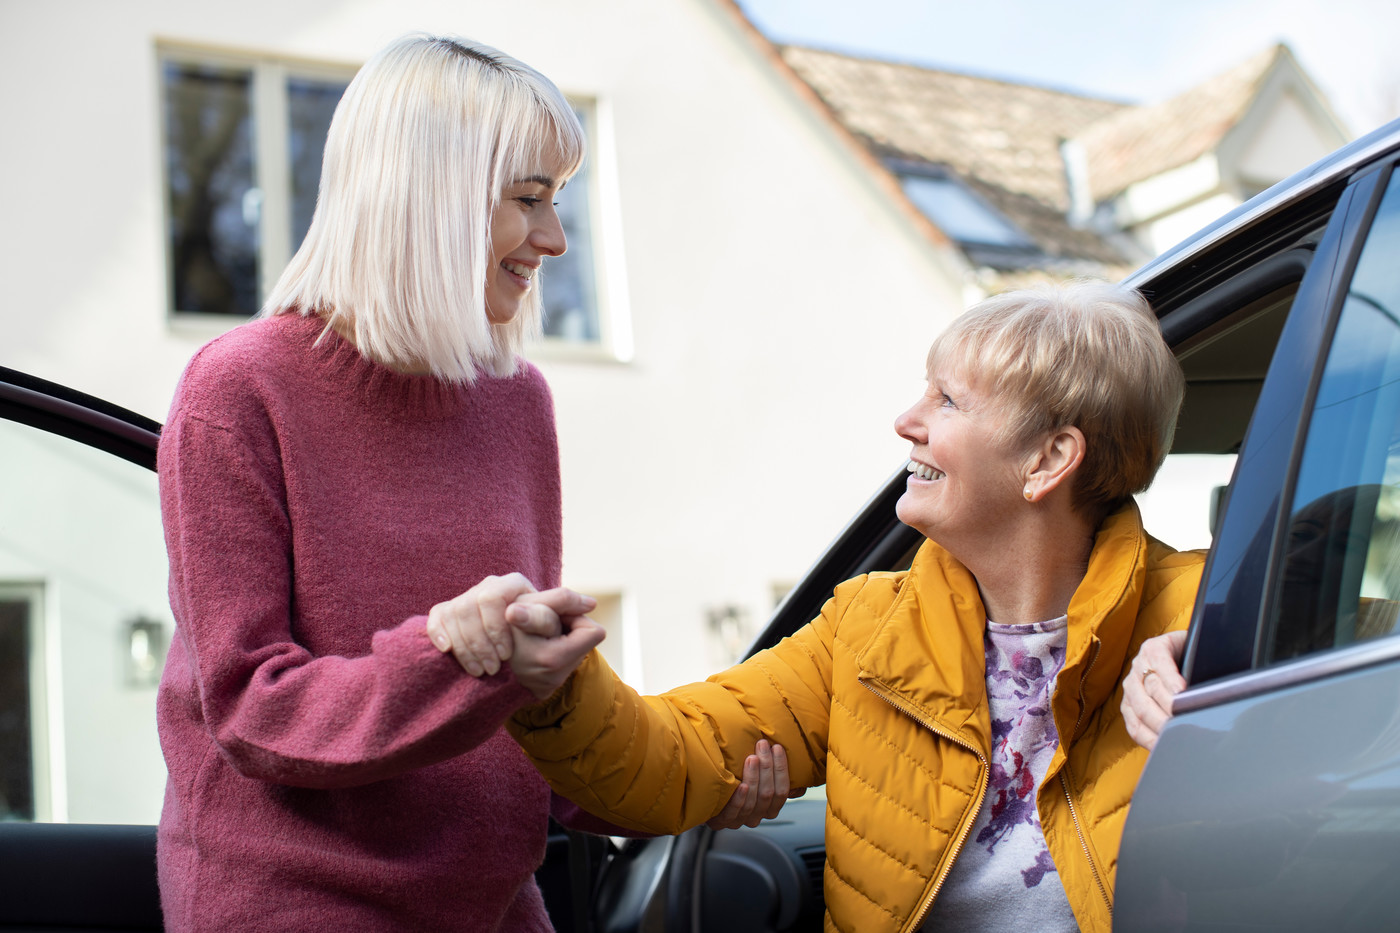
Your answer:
[427,578,798,827]
[1121,629,1188,751]
[706,739,801,830]
[426,574,604,700]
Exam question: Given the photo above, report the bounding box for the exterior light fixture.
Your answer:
[124,616,167,688]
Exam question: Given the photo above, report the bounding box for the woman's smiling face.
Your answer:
[485,173,568,324]
[893,369,1030,546]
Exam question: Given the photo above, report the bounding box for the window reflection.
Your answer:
[1266,171,1400,664]
[287,76,349,251]
[0,420,168,823]
[163,62,258,316]
[162,53,607,344]
[541,105,600,342]
[0,594,36,820]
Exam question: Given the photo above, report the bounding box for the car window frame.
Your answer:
[0,368,160,470]
[1175,159,1400,709]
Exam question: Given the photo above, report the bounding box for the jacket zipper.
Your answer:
[862,679,988,933]
[1060,771,1112,917]
[1060,638,1112,919]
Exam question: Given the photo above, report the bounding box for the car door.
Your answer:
[1116,152,1400,930]
[0,369,585,931]
[0,368,166,930]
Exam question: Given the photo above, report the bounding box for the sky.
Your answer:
[737,0,1400,138]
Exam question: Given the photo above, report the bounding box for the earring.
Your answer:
[1023,487,1032,500]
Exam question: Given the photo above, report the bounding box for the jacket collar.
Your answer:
[856,502,1149,755]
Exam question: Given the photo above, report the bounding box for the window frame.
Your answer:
[1173,159,1400,713]
[885,158,1033,250]
[531,94,633,362]
[157,46,631,359]
[1255,164,1400,665]
[156,42,359,327]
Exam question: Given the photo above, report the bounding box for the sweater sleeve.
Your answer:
[509,583,854,834]
[160,405,535,789]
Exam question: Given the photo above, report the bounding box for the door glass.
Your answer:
[1265,171,1400,664]
[0,418,169,822]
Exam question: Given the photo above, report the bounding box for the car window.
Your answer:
[1146,280,1304,554]
[1263,169,1400,664]
[0,417,168,823]
[1138,453,1237,551]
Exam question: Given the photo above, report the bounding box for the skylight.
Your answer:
[897,173,1031,247]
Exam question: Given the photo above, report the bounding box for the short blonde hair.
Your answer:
[261,34,585,381]
[928,281,1184,520]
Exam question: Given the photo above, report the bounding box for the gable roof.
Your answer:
[759,31,1345,279]
[1075,45,1282,200]
[778,45,1134,270]
[780,45,1128,213]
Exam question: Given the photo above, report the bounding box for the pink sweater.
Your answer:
[156,313,575,931]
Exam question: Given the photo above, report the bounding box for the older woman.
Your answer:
[433,281,1204,933]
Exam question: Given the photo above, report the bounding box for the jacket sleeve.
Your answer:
[550,794,654,838]
[509,582,860,835]
[160,403,535,789]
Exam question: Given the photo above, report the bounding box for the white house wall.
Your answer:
[1137,192,1243,258]
[0,0,966,819]
[1117,152,1223,233]
[1236,90,1343,187]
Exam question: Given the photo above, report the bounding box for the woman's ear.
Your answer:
[1022,426,1085,503]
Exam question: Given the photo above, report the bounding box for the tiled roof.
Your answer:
[1076,45,1283,200]
[780,45,1128,213]
[776,41,1303,277]
[956,174,1132,268]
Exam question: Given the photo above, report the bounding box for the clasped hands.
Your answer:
[425,573,795,829]
[426,572,602,700]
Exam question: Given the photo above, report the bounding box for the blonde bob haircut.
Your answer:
[261,34,585,381]
[927,280,1184,522]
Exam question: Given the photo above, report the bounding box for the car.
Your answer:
[3,116,1400,932]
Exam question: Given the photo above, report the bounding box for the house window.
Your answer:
[160,49,355,317]
[0,585,43,822]
[541,103,601,343]
[160,49,613,349]
[894,165,1031,248]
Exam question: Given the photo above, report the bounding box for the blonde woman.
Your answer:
[436,282,1205,933]
[156,35,772,932]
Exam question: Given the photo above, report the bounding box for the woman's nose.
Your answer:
[532,207,567,257]
[894,404,923,442]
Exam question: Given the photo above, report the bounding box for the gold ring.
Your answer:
[1143,668,1157,681]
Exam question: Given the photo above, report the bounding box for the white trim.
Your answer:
[254,61,290,305]
[41,581,64,822]
[1116,152,1223,228]
[589,94,633,363]
[620,589,645,694]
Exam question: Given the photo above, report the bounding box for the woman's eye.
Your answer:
[517,196,542,207]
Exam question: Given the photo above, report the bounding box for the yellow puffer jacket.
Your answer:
[511,503,1204,933]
